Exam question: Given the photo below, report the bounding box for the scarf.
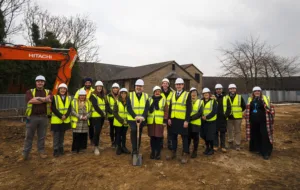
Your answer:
[152,95,162,110]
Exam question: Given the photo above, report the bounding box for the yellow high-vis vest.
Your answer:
[51,95,71,124]
[190,99,201,126]
[228,94,243,119]
[247,95,270,108]
[161,91,174,106]
[107,95,116,118]
[113,101,129,127]
[202,99,217,122]
[91,94,106,118]
[171,91,189,120]
[71,99,91,129]
[147,97,166,125]
[74,87,94,99]
[25,88,51,116]
[223,95,228,114]
[127,92,149,121]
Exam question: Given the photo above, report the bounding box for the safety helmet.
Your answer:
[35,75,46,81]
[175,78,184,84]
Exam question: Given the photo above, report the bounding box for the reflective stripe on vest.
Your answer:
[147,97,166,125]
[107,95,116,118]
[71,99,90,129]
[51,95,71,124]
[127,92,149,121]
[91,94,106,118]
[202,99,217,121]
[229,94,243,119]
[171,91,189,120]
[223,96,228,114]
[190,99,201,126]
[161,91,174,106]
[25,88,51,116]
[113,101,128,127]
[247,95,270,108]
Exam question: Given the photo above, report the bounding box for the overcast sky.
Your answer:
[16,0,300,76]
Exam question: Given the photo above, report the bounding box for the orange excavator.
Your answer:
[0,44,78,94]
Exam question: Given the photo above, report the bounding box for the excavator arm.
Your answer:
[0,44,78,94]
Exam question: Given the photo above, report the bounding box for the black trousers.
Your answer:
[172,133,189,154]
[188,132,199,152]
[250,121,273,157]
[88,118,94,141]
[72,133,88,153]
[115,126,128,147]
[150,136,162,154]
[108,117,116,144]
[214,131,226,148]
[129,121,144,152]
[91,117,104,146]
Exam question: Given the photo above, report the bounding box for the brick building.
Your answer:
[78,60,203,94]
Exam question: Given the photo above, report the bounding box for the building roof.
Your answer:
[164,71,190,79]
[181,63,203,74]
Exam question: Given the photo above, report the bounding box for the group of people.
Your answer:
[20,75,275,163]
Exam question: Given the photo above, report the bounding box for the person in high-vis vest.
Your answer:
[200,88,218,156]
[148,86,168,160]
[106,83,120,148]
[227,84,246,151]
[188,87,203,158]
[245,86,274,160]
[166,78,191,164]
[50,83,72,157]
[212,84,231,153]
[89,81,107,156]
[20,75,52,161]
[71,89,91,153]
[126,79,149,155]
[160,78,174,150]
[74,77,94,145]
[113,88,131,155]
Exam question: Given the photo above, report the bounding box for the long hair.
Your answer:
[118,92,127,104]
[251,91,262,100]
[93,86,107,99]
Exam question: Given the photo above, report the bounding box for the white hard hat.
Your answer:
[252,86,262,92]
[202,88,211,94]
[162,78,169,83]
[215,84,223,89]
[120,88,128,93]
[35,75,45,81]
[78,89,87,95]
[190,87,197,92]
[135,79,144,86]
[58,83,68,89]
[112,83,120,88]
[95,81,103,86]
[175,78,184,84]
[153,86,161,92]
[228,84,237,89]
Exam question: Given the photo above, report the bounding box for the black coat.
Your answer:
[215,93,231,132]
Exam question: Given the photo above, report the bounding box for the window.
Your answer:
[184,80,190,90]
[172,63,175,71]
[195,73,200,82]
[129,79,136,91]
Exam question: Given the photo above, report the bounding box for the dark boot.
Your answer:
[150,151,155,159]
[206,148,214,156]
[59,147,64,155]
[116,146,122,155]
[155,151,161,160]
[181,153,188,164]
[121,147,131,154]
[203,147,209,155]
[53,149,59,157]
[111,142,116,148]
[191,150,197,158]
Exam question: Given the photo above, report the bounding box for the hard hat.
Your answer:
[112,83,120,88]
[228,84,237,89]
[135,79,144,86]
[95,81,103,86]
[78,89,87,95]
[252,86,262,92]
[202,88,211,93]
[153,86,161,92]
[215,84,223,89]
[162,78,170,83]
[35,75,46,81]
[120,88,128,93]
[58,83,68,89]
[190,87,197,92]
[175,78,184,84]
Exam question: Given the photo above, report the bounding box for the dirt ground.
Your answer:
[0,105,300,190]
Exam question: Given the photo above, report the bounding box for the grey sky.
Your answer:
[17,0,300,76]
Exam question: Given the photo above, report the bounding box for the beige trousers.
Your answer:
[227,119,242,145]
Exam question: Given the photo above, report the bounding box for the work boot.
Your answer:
[203,147,209,155]
[121,147,131,154]
[18,153,29,162]
[59,147,64,155]
[206,148,214,156]
[213,147,218,152]
[150,151,155,159]
[155,151,161,160]
[131,150,138,157]
[221,148,227,153]
[263,155,270,160]
[191,150,197,158]
[39,153,48,159]
[94,147,100,156]
[53,149,59,157]
[181,153,188,164]
[116,146,122,155]
[235,145,241,151]
[166,150,176,160]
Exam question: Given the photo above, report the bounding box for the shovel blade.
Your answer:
[132,154,143,166]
